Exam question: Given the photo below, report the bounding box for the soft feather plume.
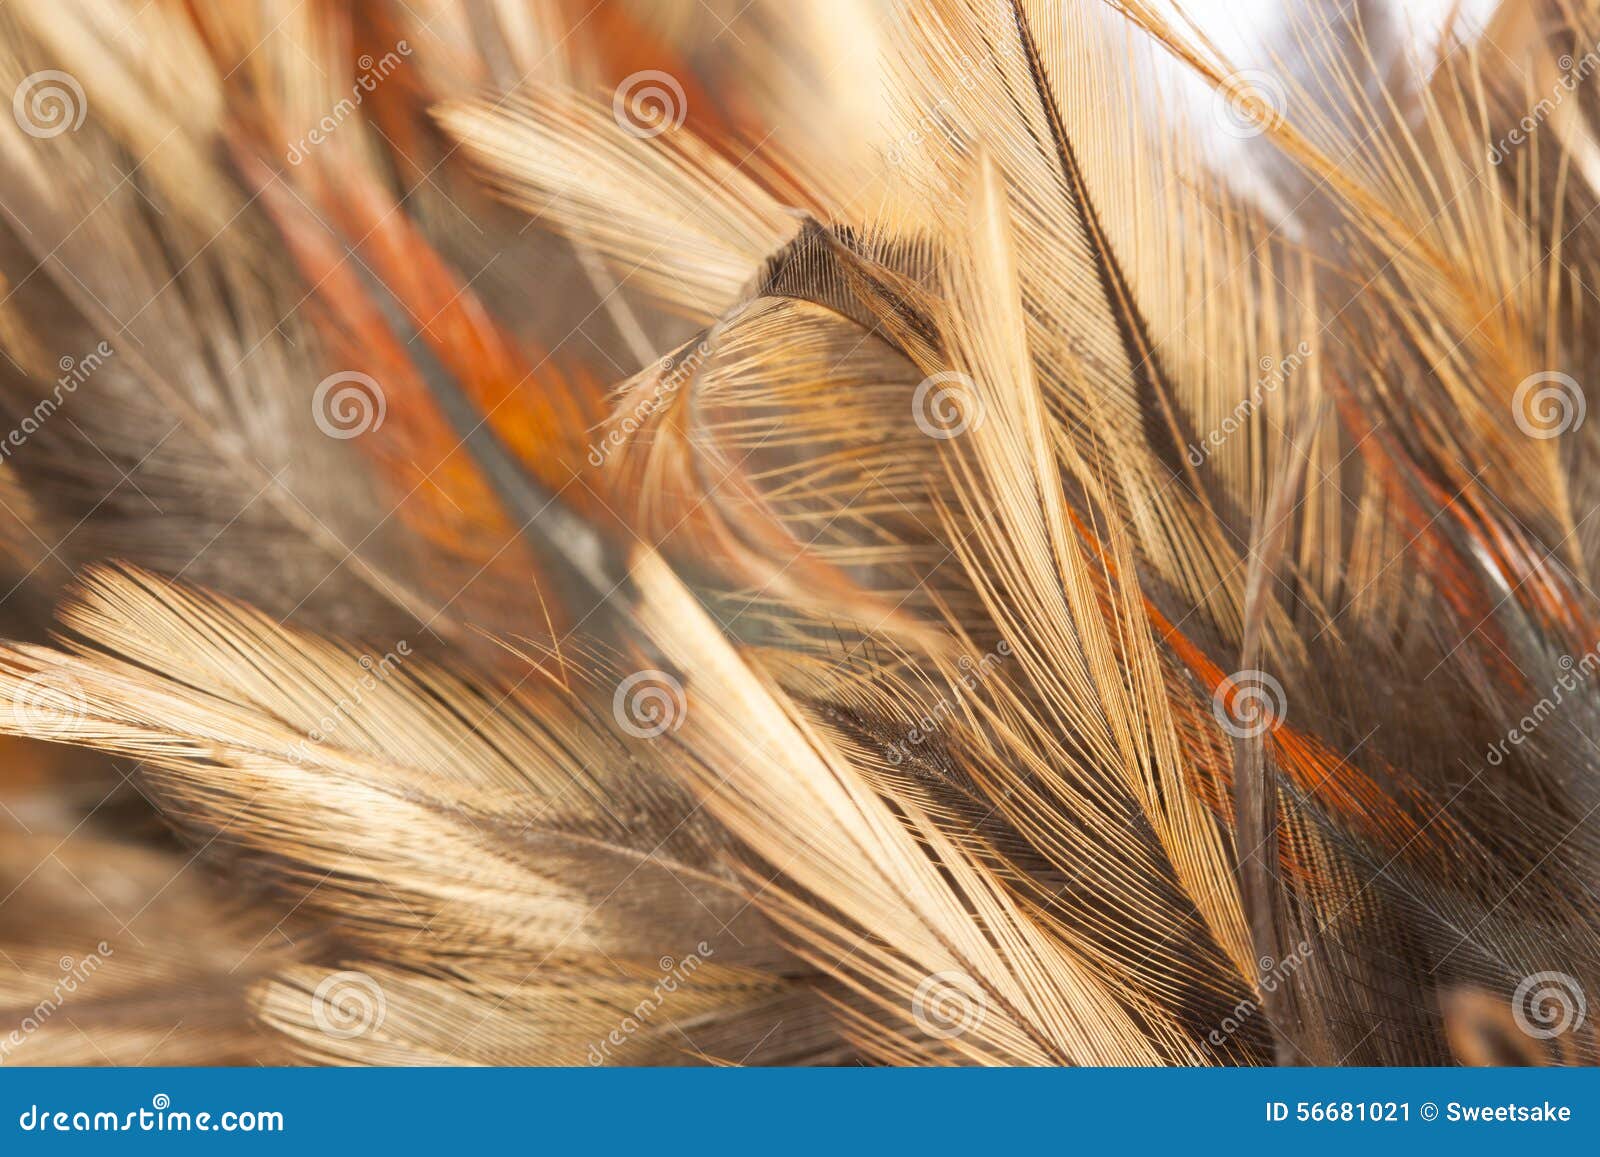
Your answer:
[0,0,1593,1067]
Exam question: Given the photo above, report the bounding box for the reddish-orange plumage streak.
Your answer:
[1060,505,1457,859]
[247,158,530,556]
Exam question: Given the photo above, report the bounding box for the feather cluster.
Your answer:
[0,0,1595,1066]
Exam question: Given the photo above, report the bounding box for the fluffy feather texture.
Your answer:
[0,0,1594,1067]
